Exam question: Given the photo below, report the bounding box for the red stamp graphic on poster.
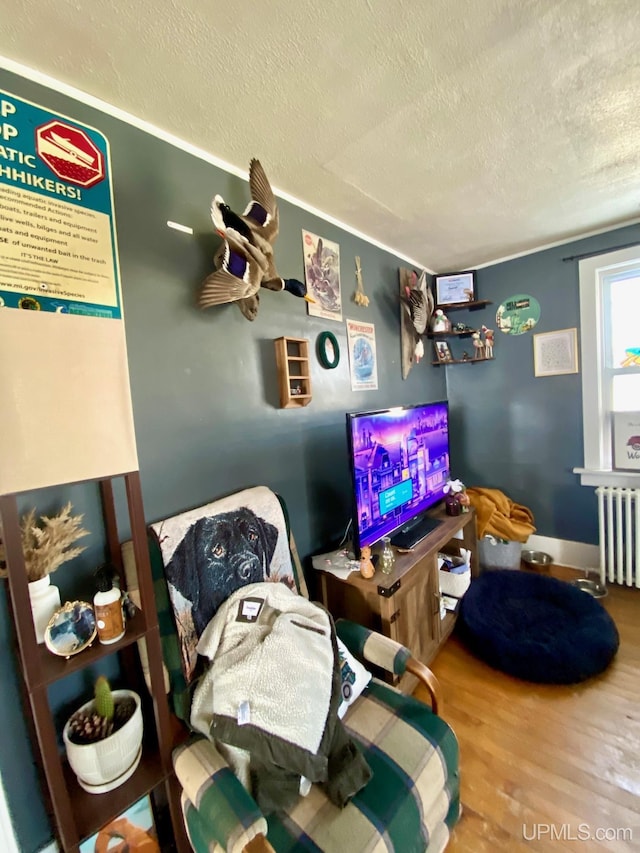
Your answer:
[35,120,105,188]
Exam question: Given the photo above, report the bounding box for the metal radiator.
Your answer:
[596,486,639,587]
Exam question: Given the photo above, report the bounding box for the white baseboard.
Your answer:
[525,535,599,572]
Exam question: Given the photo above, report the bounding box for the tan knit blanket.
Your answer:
[466,487,536,543]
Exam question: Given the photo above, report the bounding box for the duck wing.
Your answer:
[243,158,279,243]
[402,280,430,336]
[417,269,428,297]
[199,231,264,308]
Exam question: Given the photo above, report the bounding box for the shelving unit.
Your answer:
[429,299,494,365]
[317,507,478,692]
[0,471,189,853]
[274,336,312,408]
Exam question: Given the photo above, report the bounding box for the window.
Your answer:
[575,245,640,486]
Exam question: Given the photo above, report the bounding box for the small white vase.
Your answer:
[29,575,61,644]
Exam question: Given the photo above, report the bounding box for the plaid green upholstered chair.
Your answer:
[123,487,460,853]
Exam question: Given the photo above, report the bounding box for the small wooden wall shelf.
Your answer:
[435,299,492,311]
[274,337,312,408]
[431,357,495,366]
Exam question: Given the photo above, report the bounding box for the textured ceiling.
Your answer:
[3,0,640,270]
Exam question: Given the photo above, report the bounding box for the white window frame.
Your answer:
[0,775,19,853]
[574,245,640,486]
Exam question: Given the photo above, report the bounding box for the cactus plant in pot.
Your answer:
[63,676,143,794]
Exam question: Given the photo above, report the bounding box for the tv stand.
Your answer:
[317,507,478,693]
[390,514,442,550]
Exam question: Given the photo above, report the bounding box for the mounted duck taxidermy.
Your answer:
[199,159,314,321]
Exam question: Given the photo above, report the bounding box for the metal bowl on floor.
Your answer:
[521,550,553,568]
[571,577,608,598]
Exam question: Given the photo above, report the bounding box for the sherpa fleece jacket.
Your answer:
[190,581,371,813]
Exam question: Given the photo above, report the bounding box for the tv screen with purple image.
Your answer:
[346,401,450,550]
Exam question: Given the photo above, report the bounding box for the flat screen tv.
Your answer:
[346,401,450,552]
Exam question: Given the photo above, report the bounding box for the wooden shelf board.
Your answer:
[431,357,494,366]
[288,375,309,381]
[439,611,457,644]
[283,399,312,408]
[286,356,308,362]
[435,299,492,311]
[31,607,148,689]
[64,739,165,845]
[427,330,476,339]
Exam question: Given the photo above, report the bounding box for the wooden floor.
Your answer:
[415,566,640,853]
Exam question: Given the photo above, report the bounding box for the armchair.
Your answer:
[124,487,460,853]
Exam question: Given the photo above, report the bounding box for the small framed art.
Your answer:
[434,341,453,363]
[533,328,579,377]
[435,271,476,306]
[79,795,158,852]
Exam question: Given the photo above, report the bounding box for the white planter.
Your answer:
[28,576,61,644]
[63,690,143,794]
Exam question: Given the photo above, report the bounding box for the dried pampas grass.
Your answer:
[0,502,89,582]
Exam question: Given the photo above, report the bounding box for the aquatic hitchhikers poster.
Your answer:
[0,88,121,318]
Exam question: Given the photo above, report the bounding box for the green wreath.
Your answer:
[317,331,340,369]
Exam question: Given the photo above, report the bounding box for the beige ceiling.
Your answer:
[3,0,640,271]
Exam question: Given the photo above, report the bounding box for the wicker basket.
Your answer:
[478,537,523,571]
[438,552,471,598]
[439,567,471,598]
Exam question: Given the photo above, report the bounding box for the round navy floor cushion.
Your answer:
[457,570,619,684]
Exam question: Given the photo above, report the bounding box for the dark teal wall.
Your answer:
[0,69,445,851]
[3,65,638,851]
[447,222,640,545]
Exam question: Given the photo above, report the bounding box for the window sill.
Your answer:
[573,467,640,487]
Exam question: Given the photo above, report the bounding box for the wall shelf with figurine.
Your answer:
[430,300,495,365]
[274,336,312,408]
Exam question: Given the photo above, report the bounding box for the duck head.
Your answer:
[283,278,315,303]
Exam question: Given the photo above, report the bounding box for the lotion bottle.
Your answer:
[93,566,125,644]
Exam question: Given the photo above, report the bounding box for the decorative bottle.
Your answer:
[380,537,396,574]
[93,566,125,645]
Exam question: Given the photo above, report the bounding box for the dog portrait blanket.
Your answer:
[190,582,371,812]
[150,486,297,683]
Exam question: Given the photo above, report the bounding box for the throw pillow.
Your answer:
[336,637,372,718]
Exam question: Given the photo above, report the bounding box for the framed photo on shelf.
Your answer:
[79,795,158,852]
[435,271,476,306]
[533,327,579,377]
[434,340,453,363]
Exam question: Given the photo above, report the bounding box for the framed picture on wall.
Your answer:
[533,328,579,377]
[434,341,453,363]
[435,271,476,306]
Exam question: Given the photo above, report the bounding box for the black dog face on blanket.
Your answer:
[166,507,279,638]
